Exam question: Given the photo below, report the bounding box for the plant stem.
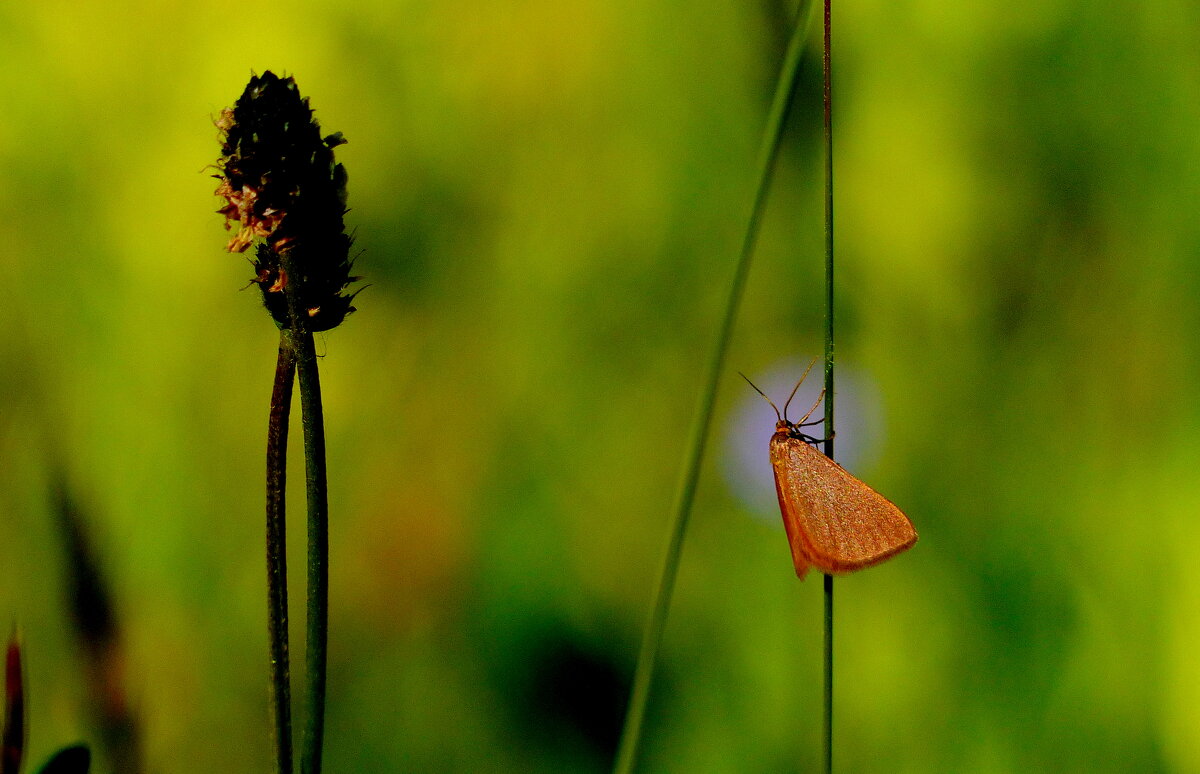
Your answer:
[821,0,835,772]
[822,574,833,772]
[266,336,296,774]
[292,329,329,774]
[610,5,815,773]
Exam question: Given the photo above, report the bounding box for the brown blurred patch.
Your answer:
[51,478,140,774]
[337,455,474,637]
[2,635,24,774]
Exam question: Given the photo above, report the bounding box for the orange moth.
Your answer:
[743,361,917,579]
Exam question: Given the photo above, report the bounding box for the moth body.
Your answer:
[769,420,916,579]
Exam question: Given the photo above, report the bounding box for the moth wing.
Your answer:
[770,449,814,580]
[770,436,916,577]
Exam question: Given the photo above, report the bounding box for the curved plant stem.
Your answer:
[821,0,835,771]
[266,336,297,774]
[611,5,816,773]
[292,329,329,774]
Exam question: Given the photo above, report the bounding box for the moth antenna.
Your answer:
[796,387,826,425]
[781,356,819,421]
[739,372,781,422]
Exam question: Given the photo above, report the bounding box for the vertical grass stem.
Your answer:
[292,330,329,774]
[266,337,297,774]
[821,0,835,771]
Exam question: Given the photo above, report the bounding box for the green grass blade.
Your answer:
[611,5,817,772]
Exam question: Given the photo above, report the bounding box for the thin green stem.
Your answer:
[821,7,835,456]
[292,329,329,774]
[275,242,332,774]
[266,337,296,774]
[611,6,816,773]
[822,573,833,773]
[821,1,835,772]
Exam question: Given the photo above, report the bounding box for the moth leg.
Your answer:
[795,388,826,425]
[802,431,836,446]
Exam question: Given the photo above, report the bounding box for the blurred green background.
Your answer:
[2,0,1199,771]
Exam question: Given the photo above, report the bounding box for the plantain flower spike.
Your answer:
[215,71,358,332]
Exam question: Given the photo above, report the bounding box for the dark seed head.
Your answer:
[214,71,359,331]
